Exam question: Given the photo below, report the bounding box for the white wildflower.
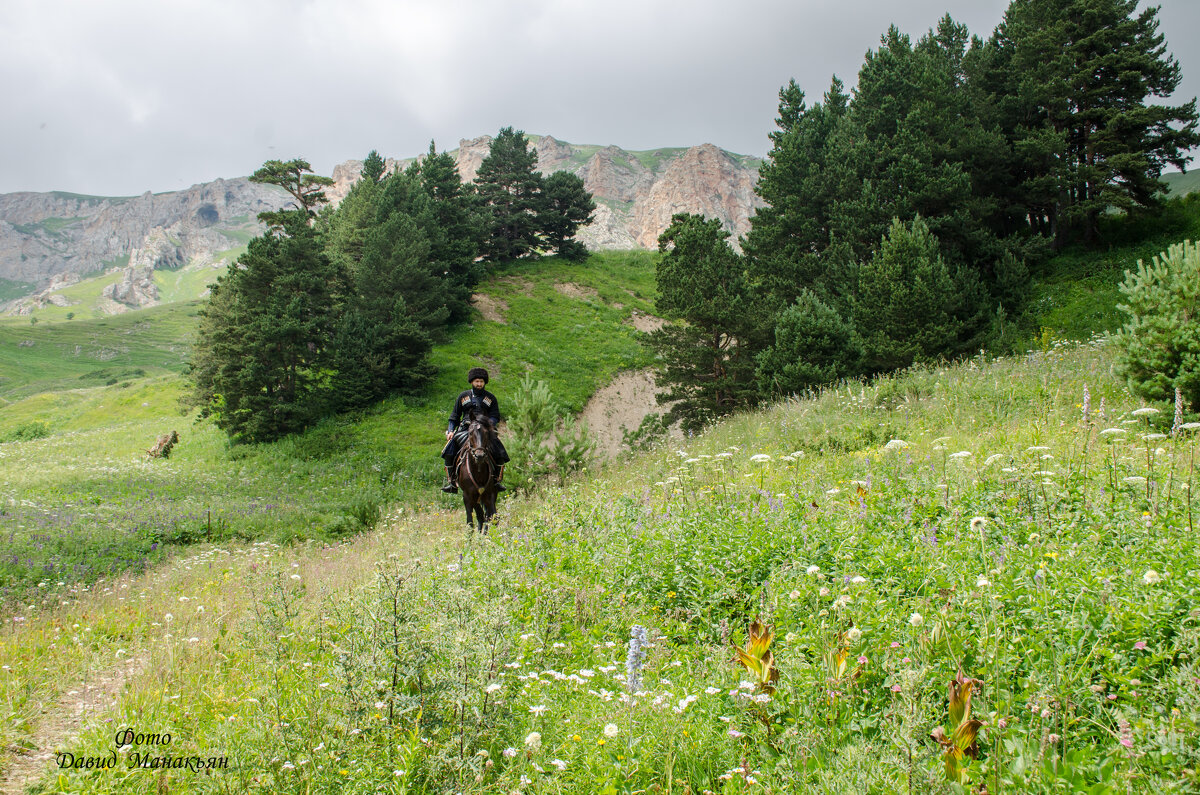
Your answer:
[909,612,924,628]
[525,732,542,750]
[604,723,619,737]
[1131,407,1160,416]
[1142,569,1161,585]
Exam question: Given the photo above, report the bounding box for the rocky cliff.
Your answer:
[1,136,763,308]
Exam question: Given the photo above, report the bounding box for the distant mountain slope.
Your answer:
[1163,169,1200,198]
[0,136,763,310]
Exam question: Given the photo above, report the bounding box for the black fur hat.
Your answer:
[467,367,489,384]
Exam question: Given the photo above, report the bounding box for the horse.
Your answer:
[454,411,500,533]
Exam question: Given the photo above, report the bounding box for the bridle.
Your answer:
[456,417,496,491]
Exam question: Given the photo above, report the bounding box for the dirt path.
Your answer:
[0,655,146,794]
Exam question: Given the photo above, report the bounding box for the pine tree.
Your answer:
[475,127,543,263]
[540,171,595,260]
[989,0,1199,246]
[852,217,963,374]
[647,214,759,431]
[755,290,859,397]
[189,221,343,442]
[361,149,386,183]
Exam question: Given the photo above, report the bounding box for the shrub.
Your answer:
[1,421,49,443]
[755,289,859,397]
[1114,239,1200,408]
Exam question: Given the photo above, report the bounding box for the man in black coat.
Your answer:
[441,367,510,493]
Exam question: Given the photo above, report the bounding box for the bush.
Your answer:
[755,289,859,397]
[1,421,49,443]
[1114,239,1200,408]
[505,375,595,490]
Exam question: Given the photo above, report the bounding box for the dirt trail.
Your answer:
[0,655,146,794]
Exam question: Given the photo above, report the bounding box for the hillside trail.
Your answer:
[0,654,147,795]
[0,505,465,794]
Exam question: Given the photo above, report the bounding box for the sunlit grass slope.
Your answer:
[7,339,1197,792]
[0,252,658,600]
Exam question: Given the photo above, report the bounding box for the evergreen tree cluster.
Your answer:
[189,133,595,442]
[650,0,1198,430]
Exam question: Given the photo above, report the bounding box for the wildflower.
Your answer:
[806,565,820,576]
[604,723,619,738]
[1134,640,1147,650]
[884,439,910,451]
[290,574,301,580]
[1083,384,1091,420]
[728,729,745,739]
[788,589,801,600]
[502,748,517,758]
[164,613,173,623]
[529,704,547,715]
[983,453,1004,467]
[976,576,991,588]
[891,684,902,692]
[1099,427,1126,436]
[485,683,501,694]
[626,625,649,693]
[846,627,863,643]
[970,516,987,532]
[1131,407,1160,416]
[550,759,567,772]
[1182,422,1200,431]
[949,451,971,459]
[1142,433,1167,441]
[1142,569,1162,585]
[819,587,830,597]
[833,594,852,609]
[524,732,541,750]
[750,454,771,463]
[850,575,866,584]
[909,612,924,628]
[857,655,868,664]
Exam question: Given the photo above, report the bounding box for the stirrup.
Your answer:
[442,481,458,493]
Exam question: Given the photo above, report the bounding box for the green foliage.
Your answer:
[621,412,669,455]
[541,171,595,260]
[1114,239,1200,408]
[983,0,1199,246]
[852,217,968,373]
[248,158,335,227]
[360,149,385,183]
[0,421,49,443]
[755,290,859,397]
[188,219,343,442]
[648,214,760,432]
[504,375,596,490]
[475,127,543,264]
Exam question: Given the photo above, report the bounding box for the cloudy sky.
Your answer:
[2,0,1197,196]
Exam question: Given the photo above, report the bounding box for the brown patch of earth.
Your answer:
[628,310,665,333]
[553,282,600,302]
[579,369,680,460]
[471,294,508,324]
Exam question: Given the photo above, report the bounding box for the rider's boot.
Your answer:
[494,465,506,492]
[441,466,458,493]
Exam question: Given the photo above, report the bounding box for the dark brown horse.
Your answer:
[455,412,499,533]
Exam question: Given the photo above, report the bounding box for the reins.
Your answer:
[455,419,496,492]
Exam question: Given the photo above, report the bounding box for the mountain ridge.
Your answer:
[0,136,764,313]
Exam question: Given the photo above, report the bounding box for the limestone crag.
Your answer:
[629,144,761,249]
[0,178,287,289]
[103,263,158,308]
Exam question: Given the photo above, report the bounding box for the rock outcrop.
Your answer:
[0,178,287,293]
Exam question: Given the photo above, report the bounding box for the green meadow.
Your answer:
[1,219,1199,790]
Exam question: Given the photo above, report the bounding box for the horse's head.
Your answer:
[465,414,495,461]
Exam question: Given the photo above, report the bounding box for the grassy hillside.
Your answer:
[1028,194,1200,340]
[1162,169,1200,198]
[3,340,1197,792]
[0,251,658,602]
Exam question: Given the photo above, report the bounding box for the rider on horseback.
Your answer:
[442,367,510,493]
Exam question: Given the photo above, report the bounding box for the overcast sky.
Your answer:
[2,0,1197,196]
